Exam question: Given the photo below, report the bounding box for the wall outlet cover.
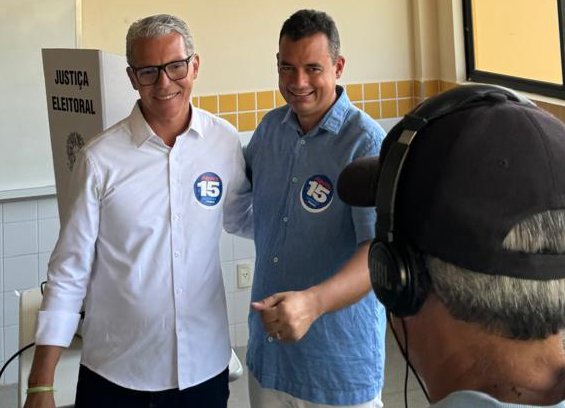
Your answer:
[237,262,253,288]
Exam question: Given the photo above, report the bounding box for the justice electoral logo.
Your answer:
[194,172,223,207]
[300,175,334,213]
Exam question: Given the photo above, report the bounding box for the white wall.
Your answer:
[0,0,76,192]
[81,0,415,94]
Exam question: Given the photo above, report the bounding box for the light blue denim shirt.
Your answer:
[245,86,387,405]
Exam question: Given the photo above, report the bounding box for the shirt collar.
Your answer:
[188,106,205,139]
[129,101,204,148]
[282,85,350,137]
[129,101,154,148]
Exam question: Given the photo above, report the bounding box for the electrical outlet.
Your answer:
[237,262,253,288]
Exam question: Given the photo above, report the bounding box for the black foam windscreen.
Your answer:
[336,157,380,207]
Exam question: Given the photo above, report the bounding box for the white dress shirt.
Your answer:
[35,103,253,391]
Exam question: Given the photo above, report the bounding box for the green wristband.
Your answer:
[26,385,55,394]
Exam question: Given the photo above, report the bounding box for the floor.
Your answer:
[0,331,429,408]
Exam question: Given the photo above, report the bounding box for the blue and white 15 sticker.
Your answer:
[300,175,334,213]
[194,172,223,207]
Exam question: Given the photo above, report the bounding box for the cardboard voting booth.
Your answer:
[17,49,137,408]
[41,49,137,224]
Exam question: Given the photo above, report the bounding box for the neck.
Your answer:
[296,89,338,134]
[139,103,191,147]
[434,334,565,405]
[407,297,565,405]
[297,114,322,134]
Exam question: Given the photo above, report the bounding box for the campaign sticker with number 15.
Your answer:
[194,172,223,207]
[300,174,334,213]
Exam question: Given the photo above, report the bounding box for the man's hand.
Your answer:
[252,243,372,342]
[23,391,56,408]
[24,345,62,408]
[251,289,323,342]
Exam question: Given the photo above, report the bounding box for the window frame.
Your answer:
[463,0,565,99]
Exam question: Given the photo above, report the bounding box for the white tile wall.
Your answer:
[221,231,254,347]
[0,209,3,259]
[233,236,256,260]
[3,201,36,223]
[38,219,59,253]
[4,255,38,291]
[0,326,4,366]
[235,322,249,346]
[221,260,237,293]
[0,325,4,386]
[234,288,252,324]
[3,325,18,384]
[3,222,37,258]
[0,196,255,385]
[38,252,50,284]
[3,326,18,366]
[3,292,19,327]
[37,198,59,220]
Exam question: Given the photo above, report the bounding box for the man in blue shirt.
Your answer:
[245,9,387,408]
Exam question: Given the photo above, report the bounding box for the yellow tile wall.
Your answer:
[193,80,420,132]
[191,79,565,131]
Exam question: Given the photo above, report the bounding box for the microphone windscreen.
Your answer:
[337,156,381,207]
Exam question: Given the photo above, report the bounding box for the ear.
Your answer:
[190,54,200,80]
[126,67,139,91]
[335,56,345,79]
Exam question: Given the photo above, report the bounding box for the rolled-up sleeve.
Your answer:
[35,150,100,346]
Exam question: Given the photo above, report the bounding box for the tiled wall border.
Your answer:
[191,80,423,132]
[195,79,565,131]
[192,79,565,130]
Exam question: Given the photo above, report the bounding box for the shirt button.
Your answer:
[174,251,181,258]
[173,214,180,221]
[273,256,279,263]
[292,177,298,183]
[267,336,274,342]
[176,288,183,295]
[283,217,288,223]
[300,139,306,145]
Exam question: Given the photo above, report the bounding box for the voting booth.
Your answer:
[16,48,137,408]
[41,48,137,224]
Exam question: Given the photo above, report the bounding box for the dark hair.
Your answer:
[279,9,340,63]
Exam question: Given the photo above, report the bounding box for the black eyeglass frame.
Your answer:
[130,54,195,86]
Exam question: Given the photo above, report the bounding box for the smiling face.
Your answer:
[277,32,345,133]
[127,32,199,137]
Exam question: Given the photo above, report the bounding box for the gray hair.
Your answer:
[428,210,565,340]
[126,14,194,66]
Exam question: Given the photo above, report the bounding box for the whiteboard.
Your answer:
[0,0,76,194]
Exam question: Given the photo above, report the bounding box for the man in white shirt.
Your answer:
[24,14,252,408]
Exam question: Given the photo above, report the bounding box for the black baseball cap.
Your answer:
[338,85,565,279]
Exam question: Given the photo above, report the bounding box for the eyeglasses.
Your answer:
[130,55,194,86]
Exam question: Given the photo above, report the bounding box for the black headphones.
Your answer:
[369,84,534,317]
